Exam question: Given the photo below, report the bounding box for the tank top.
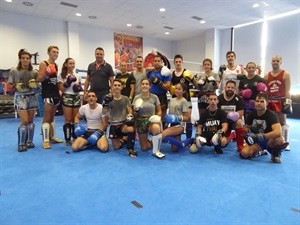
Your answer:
[267,70,285,97]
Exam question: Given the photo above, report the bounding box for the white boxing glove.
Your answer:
[195,136,207,148]
[149,115,161,123]
[197,78,206,86]
[161,66,171,77]
[134,98,143,112]
[114,69,121,76]
[207,76,216,83]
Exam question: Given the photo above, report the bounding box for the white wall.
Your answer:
[0,10,174,72]
[0,10,69,70]
[173,33,206,73]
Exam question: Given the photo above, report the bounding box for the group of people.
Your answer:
[8,47,292,164]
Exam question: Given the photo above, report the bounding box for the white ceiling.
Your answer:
[1,0,299,41]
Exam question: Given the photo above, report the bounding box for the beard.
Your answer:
[226,90,234,97]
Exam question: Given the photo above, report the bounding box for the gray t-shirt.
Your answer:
[168,97,189,115]
[132,69,146,96]
[108,95,130,123]
[8,68,38,94]
[133,93,160,118]
[198,71,219,93]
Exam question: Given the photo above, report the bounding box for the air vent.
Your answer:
[60,1,78,8]
[191,16,203,21]
[163,26,174,30]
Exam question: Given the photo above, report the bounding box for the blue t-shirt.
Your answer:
[147,69,171,95]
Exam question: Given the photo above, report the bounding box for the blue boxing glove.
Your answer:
[244,132,265,146]
[165,114,183,124]
[74,124,86,137]
[87,129,104,145]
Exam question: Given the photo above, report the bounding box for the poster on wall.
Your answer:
[114,33,143,71]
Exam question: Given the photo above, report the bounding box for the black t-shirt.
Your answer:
[87,61,114,95]
[218,94,244,113]
[238,76,265,100]
[198,108,227,138]
[246,109,279,133]
[115,73,136,97]
[171,69,191,101]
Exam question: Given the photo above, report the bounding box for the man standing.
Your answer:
[84,47,115,104]
[219,51,245,93]
[115,62,135,101]
[147,55,171,127]
[264,55,292,150]
[170,54,194,139]
[132,56,146,96]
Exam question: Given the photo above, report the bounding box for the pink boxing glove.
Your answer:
[227,111,239,122]
[240,89,252,99]
[257,82,267,93]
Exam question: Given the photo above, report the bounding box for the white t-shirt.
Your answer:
[79,103,104,130]
[57,73,82,95]
[219,65,243,93]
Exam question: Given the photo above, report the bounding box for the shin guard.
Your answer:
[18,126,27,146]
[152,133,165,158]
[281,124,290,150]
[27,123,35,143]
[235,128,245,152]
[163,136,184,153]
[42,123,50,142]
[63,123,72,141]
[185,123,193,139]
[126,132,135,150]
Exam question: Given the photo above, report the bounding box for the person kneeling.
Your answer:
[240,92,288,163]
[71,91,109,152]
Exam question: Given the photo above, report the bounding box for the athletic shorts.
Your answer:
[198,94,209,109]
[14,93,38,111]
[170,121,186,133]
[108,123,125,139]
[157,94,168,111]
[136,118,151,134]
[268,99,283,113]
[62,93,81,108]
[43,97,61,106]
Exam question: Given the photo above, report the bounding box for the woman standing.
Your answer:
[132,78,164,159]
[197,58,220,119]
[58,58,82,146]
[8,49,39,152]
[37,46,63,149]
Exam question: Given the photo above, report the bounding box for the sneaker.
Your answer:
[65,140,72,146]
[43,142,51,149]
[285,145,290,151]
[26,142,35,148]
[214,145,223,154]
[254,149,268,157]
[18,145,27,152]
[271,154,282,163]
[51,137,63,143]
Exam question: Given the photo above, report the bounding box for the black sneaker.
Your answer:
[271,154,282,163]
[214,145,223,154]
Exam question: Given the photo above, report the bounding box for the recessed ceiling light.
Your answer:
[200,20,206,24]
[75,13,82,16]
[22,1,34,6]
[5,0,13,3]
[88,16,97,19]
[127,24,132,27]
[165,32,169,35]
[252,3,259,8]
[160,8,166,12]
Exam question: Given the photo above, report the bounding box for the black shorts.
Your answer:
[108,123,125,139]
[157,94,168,111]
